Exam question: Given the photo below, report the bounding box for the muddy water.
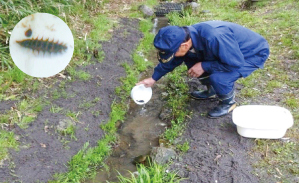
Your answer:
[87,87,166,183]
[152,17,169,34]
[87,17,169,183]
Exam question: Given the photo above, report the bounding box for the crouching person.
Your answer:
[137,21,270,118]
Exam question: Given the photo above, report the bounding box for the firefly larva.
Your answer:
[16,37,67,54]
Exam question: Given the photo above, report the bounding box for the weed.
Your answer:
[77,71,91,81]
[65,67,91,81]
[0,130,19,161]
[117,162,182,183]
[66,111,81,121]
[79,100,95,109]
[161,65,190,143]
[284,96,299,109]
[57,119,77,140]
[265,80,283,92]
[91,110,102,117]
[240,88,261,98]
[93,97,100,103]
[11,98,44,128]
[50,105,63,114]
[52,89,61,100]
[63,125,77,140]
[177,141,190,153]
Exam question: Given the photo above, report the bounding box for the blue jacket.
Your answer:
[152,21,270,81]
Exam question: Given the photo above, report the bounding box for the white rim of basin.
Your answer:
[232,105,293,130]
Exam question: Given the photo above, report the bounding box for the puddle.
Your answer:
[87,17,169,183]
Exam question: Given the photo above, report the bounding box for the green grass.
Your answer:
[0,130,19,161]
[163,68,190,142]
[0,97,44,161]
[284,96,299,109]
[79,99,97,109]
[117,162,182,183]
[50,104,63,113]
[176,141,190,153]
[13,98,45,128]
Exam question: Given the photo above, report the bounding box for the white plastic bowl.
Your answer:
[232,105,293,139]
[130,84,152,105]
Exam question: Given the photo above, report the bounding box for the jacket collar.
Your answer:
[187,25,204,51]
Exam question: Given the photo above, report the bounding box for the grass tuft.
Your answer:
[117,162,182,183]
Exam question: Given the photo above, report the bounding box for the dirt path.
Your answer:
[0,18,142,183]
[168,82,260,183]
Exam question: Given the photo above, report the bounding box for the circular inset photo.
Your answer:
[9,13,74,78]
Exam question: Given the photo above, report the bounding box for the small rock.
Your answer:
[201,10,211,13]
[157,122,167,127]
[173,137,183,145]
[14,135,20,141]
[177,169,188,178]
[138,5,154,18]
[150,146,177,165]
[159,107,172,121]
[57,119,75,132]
[184,2,200,14]
[178,157,183,162]
[132,171,139,177]
[44,125,49,133]
[189,2,200,10]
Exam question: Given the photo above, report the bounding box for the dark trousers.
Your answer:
[184,59,245,95]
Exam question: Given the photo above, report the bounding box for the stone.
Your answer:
[57,119,74,132]
[138,5,154,18]
[189,2,200,10]
[150,146,177,165]
[159,107,172,121]
[201,10,211,13]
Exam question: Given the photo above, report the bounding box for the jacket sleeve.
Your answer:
[152,57,184,81]
[201,29,245,73]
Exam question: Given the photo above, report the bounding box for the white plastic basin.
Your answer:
[130,84,152,105]
[232,105,293,139]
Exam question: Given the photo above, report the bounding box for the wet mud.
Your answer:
[0,18,142,183]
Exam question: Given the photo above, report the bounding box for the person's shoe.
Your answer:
[208,89,236,118]
[190,85,216,100]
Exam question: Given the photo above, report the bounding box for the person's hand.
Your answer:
[136,77,156,88]
[188,62,204,78]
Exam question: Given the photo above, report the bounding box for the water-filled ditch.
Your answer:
[87,17,169,183]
